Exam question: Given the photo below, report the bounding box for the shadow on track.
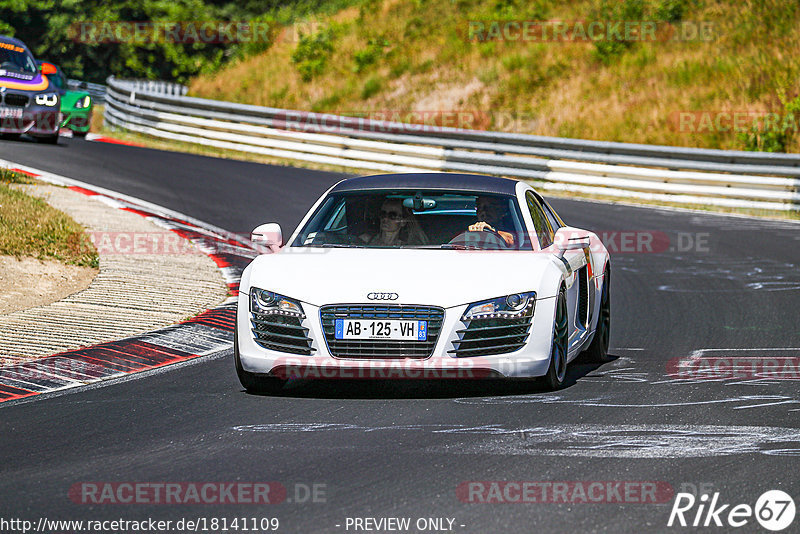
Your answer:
[240,355,618,399]
[0,133,69,146]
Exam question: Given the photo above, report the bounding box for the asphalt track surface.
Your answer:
[1,136,800,533]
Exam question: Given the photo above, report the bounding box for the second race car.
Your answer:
[0,35,60,143]
[38,61,92,136]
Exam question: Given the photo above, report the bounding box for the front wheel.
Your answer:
[35,134,59,145]
[580,267,611,363]
[542,287,569,390]
[234,326,286,394]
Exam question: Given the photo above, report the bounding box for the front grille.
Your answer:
[3,94,29,107]
[320,304,444,359]
[449,309,535,357]
[250,312,314,355]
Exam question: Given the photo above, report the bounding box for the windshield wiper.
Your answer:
[314,243,365,248]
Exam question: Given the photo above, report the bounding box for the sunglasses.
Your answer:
[380,210,403,220]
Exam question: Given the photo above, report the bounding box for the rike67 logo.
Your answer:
[668,490,795,531]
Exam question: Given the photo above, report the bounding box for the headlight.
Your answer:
[74,95,91,109]
[462,291,536,320]
[250,287,305,318]
[35,93,59,107]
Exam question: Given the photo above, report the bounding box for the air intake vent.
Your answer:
[577,266,589,328]
[449,308,534,357]
[3,93,28,107]
[250,312,314,355]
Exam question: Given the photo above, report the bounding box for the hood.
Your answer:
[0,71,50,92]
[61,90,90,107]
[243,248,563,308]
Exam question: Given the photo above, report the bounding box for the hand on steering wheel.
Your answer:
[468,222,513,247]
[468,221,495,233]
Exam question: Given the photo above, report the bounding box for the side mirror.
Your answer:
[251,223,282,251]
[554,228,590,257]
[40,62,57,75]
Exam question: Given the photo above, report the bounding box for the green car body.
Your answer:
[39,61,92,135]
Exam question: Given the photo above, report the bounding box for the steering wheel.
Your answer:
[447,229,510,249]
[313,230,368,246]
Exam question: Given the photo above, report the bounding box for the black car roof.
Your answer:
[0,35,30,50]
[330,173,519,195]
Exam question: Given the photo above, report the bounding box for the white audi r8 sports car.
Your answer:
[235,173,611,392]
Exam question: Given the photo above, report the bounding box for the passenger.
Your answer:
[468,195,515,247]
[361,198,428,246]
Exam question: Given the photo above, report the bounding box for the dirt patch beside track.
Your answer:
[0,256,96,315]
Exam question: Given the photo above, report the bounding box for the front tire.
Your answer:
[234,326,286,394]
[543,287,569,390]
[581,267,611,363]
[35,134,59,145]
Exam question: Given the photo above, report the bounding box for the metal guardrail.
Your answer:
[111,79,188,97]
[104,76,800,211]
[67,79,108,103]
[68,79,187,104]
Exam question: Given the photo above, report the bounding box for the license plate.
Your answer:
[335,319,428,341]
[0,107,22,118]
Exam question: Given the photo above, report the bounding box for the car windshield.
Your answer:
[291,190,532,250]
[0,43,37,74]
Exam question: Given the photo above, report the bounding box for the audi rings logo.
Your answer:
[367,292,399,301]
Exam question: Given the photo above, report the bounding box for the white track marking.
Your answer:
[232,422,800,458]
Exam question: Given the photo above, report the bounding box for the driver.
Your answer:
[468,196,515,247]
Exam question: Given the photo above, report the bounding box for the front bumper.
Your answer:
[236,291,558,379]
[0,100,60,136]
[60,109,91,133]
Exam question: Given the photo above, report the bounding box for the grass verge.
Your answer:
[189,0,800,153]
[0,169,99,268]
